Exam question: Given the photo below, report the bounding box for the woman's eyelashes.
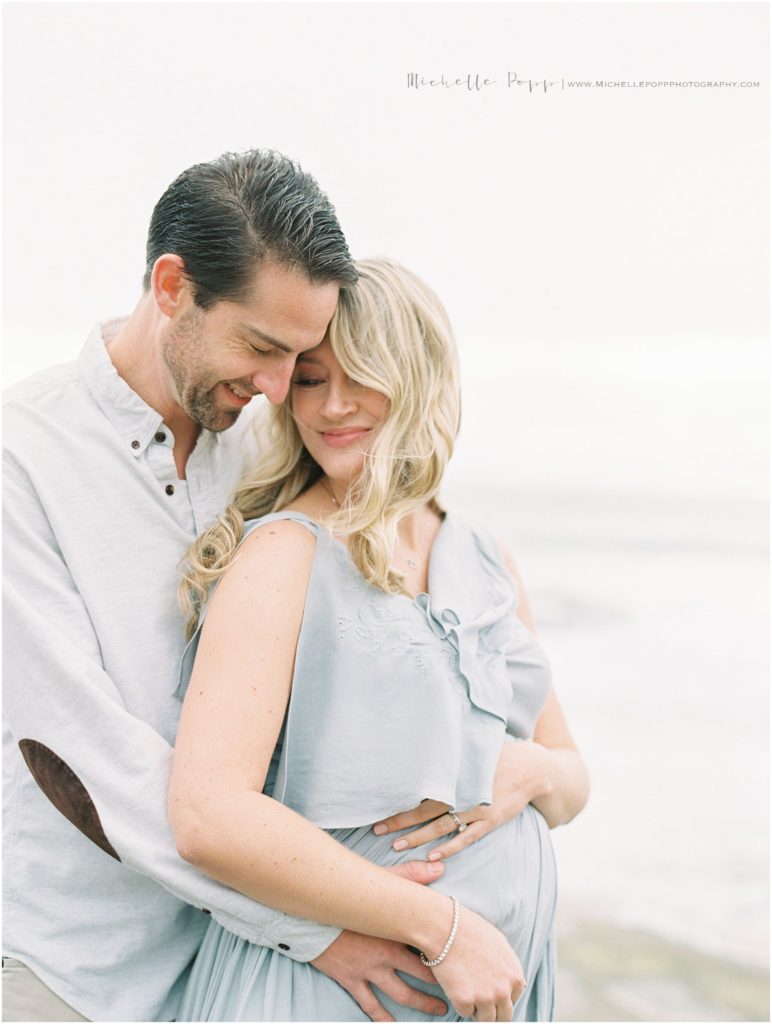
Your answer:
[291,372,367,390]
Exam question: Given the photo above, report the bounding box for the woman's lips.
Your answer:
[320,428,371,448]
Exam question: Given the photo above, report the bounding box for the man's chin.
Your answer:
[207,408,243,431]
[187,401,243,433]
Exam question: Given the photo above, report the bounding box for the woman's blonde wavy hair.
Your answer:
[179,257,461,638]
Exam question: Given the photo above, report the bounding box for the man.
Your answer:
[3,150,448,1022]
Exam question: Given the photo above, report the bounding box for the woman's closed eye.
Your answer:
[291,376,326,388]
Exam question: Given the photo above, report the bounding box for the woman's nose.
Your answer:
[321,381,358,418]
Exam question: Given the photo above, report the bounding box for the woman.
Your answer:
[170,258,588,1022]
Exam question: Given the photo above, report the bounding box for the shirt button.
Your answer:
[278,943,290,951]
[131,440,140,450]
[165,484,175,496]
[154,431,167,444]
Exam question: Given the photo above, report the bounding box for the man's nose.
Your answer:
[251,360,295,405]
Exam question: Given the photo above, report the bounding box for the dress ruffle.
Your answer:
[176,511,552,829]
[414,590,516,724]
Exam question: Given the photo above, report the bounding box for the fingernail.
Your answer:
[428,861,444,876]
[428,851,442,861]
[392,839,408,851]
[373,824,387,835]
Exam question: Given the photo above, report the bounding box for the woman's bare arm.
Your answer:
[500,546,590,828]
[168,519,525,1020]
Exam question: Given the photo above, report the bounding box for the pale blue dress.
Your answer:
[175,510,557,1022]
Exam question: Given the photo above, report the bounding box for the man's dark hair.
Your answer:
[143,149,357,308]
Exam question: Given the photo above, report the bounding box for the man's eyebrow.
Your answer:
[239,324,294,354]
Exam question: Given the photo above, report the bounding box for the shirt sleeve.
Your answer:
[2,456,342,962]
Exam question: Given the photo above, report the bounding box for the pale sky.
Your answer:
[3,2,768,498]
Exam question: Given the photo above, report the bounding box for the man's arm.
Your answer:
[2,455,341,959]
[3,458,449,1020]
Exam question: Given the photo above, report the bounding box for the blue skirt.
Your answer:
[178,806,557,1022]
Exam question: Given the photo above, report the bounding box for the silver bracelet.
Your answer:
[419,895,460,968]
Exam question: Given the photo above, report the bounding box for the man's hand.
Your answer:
[310,861,449,1022]
[372,741,550,861]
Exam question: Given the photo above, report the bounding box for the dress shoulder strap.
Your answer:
[174,509,320,700]
[241,509,320,540]
[464,519,522,608]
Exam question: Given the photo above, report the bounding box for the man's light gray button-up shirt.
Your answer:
[3,321,339,1023]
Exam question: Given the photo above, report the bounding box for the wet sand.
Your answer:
[555,917,770,1022]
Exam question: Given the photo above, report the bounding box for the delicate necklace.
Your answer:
[319,476,341,508]
[397,516,432,571]
[397,544,419,571]
[321,478,424,571]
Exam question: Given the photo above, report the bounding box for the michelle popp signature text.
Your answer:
[406,73,561,93]
[405,72,760,92]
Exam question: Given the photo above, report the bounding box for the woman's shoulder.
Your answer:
[241,508,321,542]
[228,511,321,585]
[438,512,529,610]
[175,512,320,702]
[443,511,511,573]
[446,513,537,630]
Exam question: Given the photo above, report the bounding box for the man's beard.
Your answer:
[178,379,241,432]
[161,311,241,432]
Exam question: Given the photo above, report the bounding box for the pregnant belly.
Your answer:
[179,807,558,1023]
[327,804,557,957]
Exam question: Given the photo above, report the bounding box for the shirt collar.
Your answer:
[75,317,225,458]
[76,318,218,457]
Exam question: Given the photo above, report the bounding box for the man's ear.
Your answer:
[150,254,192,317]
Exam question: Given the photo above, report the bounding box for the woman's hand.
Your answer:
[430,903,527,1021]
[373,740,549,861]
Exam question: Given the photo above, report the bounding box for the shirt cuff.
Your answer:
[210,907,342,963]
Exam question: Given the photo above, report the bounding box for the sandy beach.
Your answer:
[555,915,769,1022]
